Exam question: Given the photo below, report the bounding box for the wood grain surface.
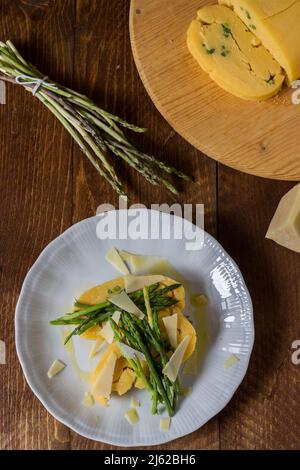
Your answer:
[0,0,299,450]
[130,0,300,181]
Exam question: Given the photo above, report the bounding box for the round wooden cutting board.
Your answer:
[130,0,300,180]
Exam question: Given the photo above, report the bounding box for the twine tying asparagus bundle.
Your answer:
[0,40,190,196]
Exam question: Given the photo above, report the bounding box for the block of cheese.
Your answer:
[187,5,284,100]
[266,183,300,253]
[220,0,300,84]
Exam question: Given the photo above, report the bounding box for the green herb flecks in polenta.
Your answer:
[202,43,216,54]
[222,23,231,38]
[221,45,230,57]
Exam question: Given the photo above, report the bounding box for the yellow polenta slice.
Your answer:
[112,368,136,395]
[81,276,196,400]
[187,4,284,100]
[220,0,300,84]
[79,277,124,306]
[80,324,102,340]
[79,278,124,340]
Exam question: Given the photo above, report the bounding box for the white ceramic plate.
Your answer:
[15,210,254,447]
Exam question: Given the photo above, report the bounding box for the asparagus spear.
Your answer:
[129,312,178,407]
[50,303,110,324]
[151,376,158,415]
[143,285,153,328]
[110,314,170,413]
[122,312,174,416]
[50,283,181,329]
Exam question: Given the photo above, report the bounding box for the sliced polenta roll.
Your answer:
[187,4,284,100]
[220,0,300,84]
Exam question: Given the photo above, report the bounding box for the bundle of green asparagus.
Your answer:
[0,40,190,196]
[50,282,182,416]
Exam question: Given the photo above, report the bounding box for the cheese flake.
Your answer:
[109,290,144,319]
[162,335,191,382]
[124,274,164,293]
[89,338,104,358]
[223,354,240,369]
[124,408,139,425]
[105,247,130,275]
[130,398,140,408]
[82,390,95,407]
[91,352,117,398]
[119,251,163,274]
[47,359,66,378]
[162,314,178,349]
[100,311,121,344]
[118,342,146,362]
[160,417,171,431]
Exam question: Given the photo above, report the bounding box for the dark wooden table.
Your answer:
[1,0,299,450]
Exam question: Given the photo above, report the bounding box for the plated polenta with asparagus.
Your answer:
[16,214,254,444]
[50,249,197,420]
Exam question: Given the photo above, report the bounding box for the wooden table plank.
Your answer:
[0,0,75,450]
[70,0,219,450]
[217,168,300,449]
